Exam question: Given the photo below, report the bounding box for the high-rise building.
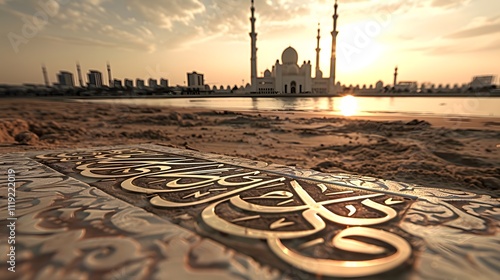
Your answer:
[148,78,158,88]
[394,66,398,87]
[160,78,169,88]
[107,62,112,87]
[187,72,204,88]
[124,79,133,89]
[87,70,103,88]
[76,62,84,87]
[42,64,50,87]
[57,71,75,87]
[136,79,145,89]
[113,79,122,88]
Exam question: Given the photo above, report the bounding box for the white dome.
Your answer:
[282,46,298,65]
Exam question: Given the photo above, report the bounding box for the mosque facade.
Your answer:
[249,0,340,94]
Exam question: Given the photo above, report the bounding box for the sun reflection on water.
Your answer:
[339,95,358,116]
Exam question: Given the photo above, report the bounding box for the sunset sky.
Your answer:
[1,0,499,87]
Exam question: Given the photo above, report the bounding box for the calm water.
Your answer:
[80,96,500,118]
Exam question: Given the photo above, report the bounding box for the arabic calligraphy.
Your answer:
[37,148,413,278]
[202,180,411,277]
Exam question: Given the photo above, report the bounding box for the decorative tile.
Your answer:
[1,144,498,279]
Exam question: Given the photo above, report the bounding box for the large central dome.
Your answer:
[282,46,298,65]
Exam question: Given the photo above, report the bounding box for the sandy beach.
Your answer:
[1,98,498,196]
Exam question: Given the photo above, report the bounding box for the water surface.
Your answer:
[78,96,500,118]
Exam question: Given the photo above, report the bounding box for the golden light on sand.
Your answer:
[339,95,358,116]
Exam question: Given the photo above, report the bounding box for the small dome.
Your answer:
[282,46,298,65]
[264,69,271,77]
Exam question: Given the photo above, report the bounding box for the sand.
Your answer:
[1,98,499,196]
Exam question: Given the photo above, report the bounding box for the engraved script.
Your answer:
[37,148,413,278]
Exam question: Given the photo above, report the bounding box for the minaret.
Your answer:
[315,23,321,78]
[394,66,398,87]
[76,62,84,87]
[42,64,49,87]
[107,62,112,87]
[329,0,339,93]
[249,0,258,93]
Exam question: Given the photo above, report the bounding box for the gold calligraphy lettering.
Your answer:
[202,180,411,277]
[268,227,411,278]
[39,149,412,277]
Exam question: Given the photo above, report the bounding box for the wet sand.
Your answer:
[1,98,499,195]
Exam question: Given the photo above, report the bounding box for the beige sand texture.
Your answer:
[1,98,499,196]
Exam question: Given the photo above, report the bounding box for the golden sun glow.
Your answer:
[339,95,358,116]
[335,21,384,74]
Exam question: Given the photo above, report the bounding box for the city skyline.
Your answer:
[1,0,499,87]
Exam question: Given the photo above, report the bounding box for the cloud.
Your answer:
[447,16,500,39]
[406,36,500,55]
[371,0,420,15]
[371,0,471,16]
[0,0,61,16]
[476,37,500,52]
[448,23,500,39]
[41,34,156,52]
[257,0,311,21]
[125,0,205,30]
[11,0,486,55]
[430,0,471,8]
[0,0,324,52]
[41,34,117,48]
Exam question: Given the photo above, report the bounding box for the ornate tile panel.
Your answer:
[1,144,498,279]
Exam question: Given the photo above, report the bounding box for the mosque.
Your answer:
[248,0,340,94]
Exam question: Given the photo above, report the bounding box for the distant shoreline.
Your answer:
[0,90,500,100]
[2,91,499,100]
